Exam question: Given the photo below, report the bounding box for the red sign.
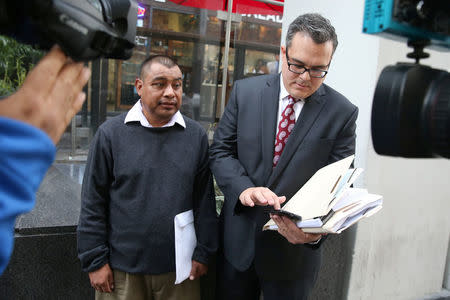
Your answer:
[169,0,283,15]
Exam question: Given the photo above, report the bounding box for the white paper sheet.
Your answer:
[174,209,196,284]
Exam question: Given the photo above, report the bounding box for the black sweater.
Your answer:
[77,113,218,274]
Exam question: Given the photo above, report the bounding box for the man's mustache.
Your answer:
[158,99,178,105]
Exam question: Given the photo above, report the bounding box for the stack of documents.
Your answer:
[263,155,383,234]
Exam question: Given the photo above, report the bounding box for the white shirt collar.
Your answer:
[124,99,186,128]
[279,74,291,101]
[277,74,305,126]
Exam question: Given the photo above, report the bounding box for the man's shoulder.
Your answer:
[230,74,279,103]
[183,116,207,135]
[235,74,278,88]
[321,83,357,111]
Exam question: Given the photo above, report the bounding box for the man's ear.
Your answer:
[280,46,286,63]
[135,78,143,96]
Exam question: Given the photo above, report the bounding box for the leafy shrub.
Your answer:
[0,36,43,96]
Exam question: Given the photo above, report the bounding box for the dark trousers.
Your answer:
[215,253,313,300]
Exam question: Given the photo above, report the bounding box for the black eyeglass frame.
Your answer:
[285,49,330,78]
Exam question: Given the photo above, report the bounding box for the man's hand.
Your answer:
[239,187,286,209]
[271,214,324,244]
[0,45,91,144]
[189,260,208,280]
[89,263,114,293]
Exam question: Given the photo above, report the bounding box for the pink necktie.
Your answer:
[273,96,297,167]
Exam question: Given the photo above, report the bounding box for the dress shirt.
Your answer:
[124,99,186,129]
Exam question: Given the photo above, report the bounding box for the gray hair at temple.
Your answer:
[286,13,338,55]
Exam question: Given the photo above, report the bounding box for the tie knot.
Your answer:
[288,95,299,104]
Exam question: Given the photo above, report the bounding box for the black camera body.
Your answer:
[363,0,449,158]
[0,0,138,61]
[363,0,449,50]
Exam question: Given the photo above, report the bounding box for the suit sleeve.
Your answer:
[209,82,255,213]
[77,127,113,272]
[191,132,218,265]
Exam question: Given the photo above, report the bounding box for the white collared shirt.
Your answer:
[124,99,186,128]
[276,75,305,137]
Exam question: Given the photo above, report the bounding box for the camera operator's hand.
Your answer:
[0,45,91,144]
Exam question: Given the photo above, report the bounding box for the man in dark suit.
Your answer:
[209,13,358,300]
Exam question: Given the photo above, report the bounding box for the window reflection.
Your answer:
[244,50,279,77]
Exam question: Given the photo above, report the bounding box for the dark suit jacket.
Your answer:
[210,74,358,281]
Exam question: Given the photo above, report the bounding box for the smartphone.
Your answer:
[267,208,302,222]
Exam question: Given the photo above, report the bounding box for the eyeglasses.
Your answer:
[285,50,329,78]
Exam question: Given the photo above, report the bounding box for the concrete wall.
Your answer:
[283,0,450,299]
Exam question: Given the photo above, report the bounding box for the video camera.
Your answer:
[0,0,138,61]
[363,0,449,158]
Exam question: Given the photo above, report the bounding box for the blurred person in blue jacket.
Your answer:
[0,46,91,274]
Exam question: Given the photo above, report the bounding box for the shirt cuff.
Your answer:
[308,236,322,245]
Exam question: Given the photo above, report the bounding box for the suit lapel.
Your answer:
[267,85,327,187]
[261,75,280,185]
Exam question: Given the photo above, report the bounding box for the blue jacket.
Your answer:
[0,117,55,274]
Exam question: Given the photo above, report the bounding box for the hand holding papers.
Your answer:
[174,210,196,284]
[263,155,383,234]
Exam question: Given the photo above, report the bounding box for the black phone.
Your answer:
[267,208,302,222]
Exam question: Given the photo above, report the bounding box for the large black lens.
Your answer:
[422,70,450,158]
[371,63,449,158]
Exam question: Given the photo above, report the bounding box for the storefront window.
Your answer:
[237,21,282,46]
[243,49,279,77]
[152,9,200,34]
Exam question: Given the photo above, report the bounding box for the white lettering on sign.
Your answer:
[241,14,282,23]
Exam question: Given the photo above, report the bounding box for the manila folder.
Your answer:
[264,155,354,229]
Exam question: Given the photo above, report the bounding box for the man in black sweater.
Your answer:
[77,55,218,300]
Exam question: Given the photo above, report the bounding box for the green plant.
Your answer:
[0,35,43,96]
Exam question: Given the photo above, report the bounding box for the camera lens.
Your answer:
[371,63,449,158]
[422,70,450,158]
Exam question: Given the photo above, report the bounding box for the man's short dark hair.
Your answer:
[139,55,179,79]
[286,13,338,55]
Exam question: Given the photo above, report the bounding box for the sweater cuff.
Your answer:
[78,244,109,273]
